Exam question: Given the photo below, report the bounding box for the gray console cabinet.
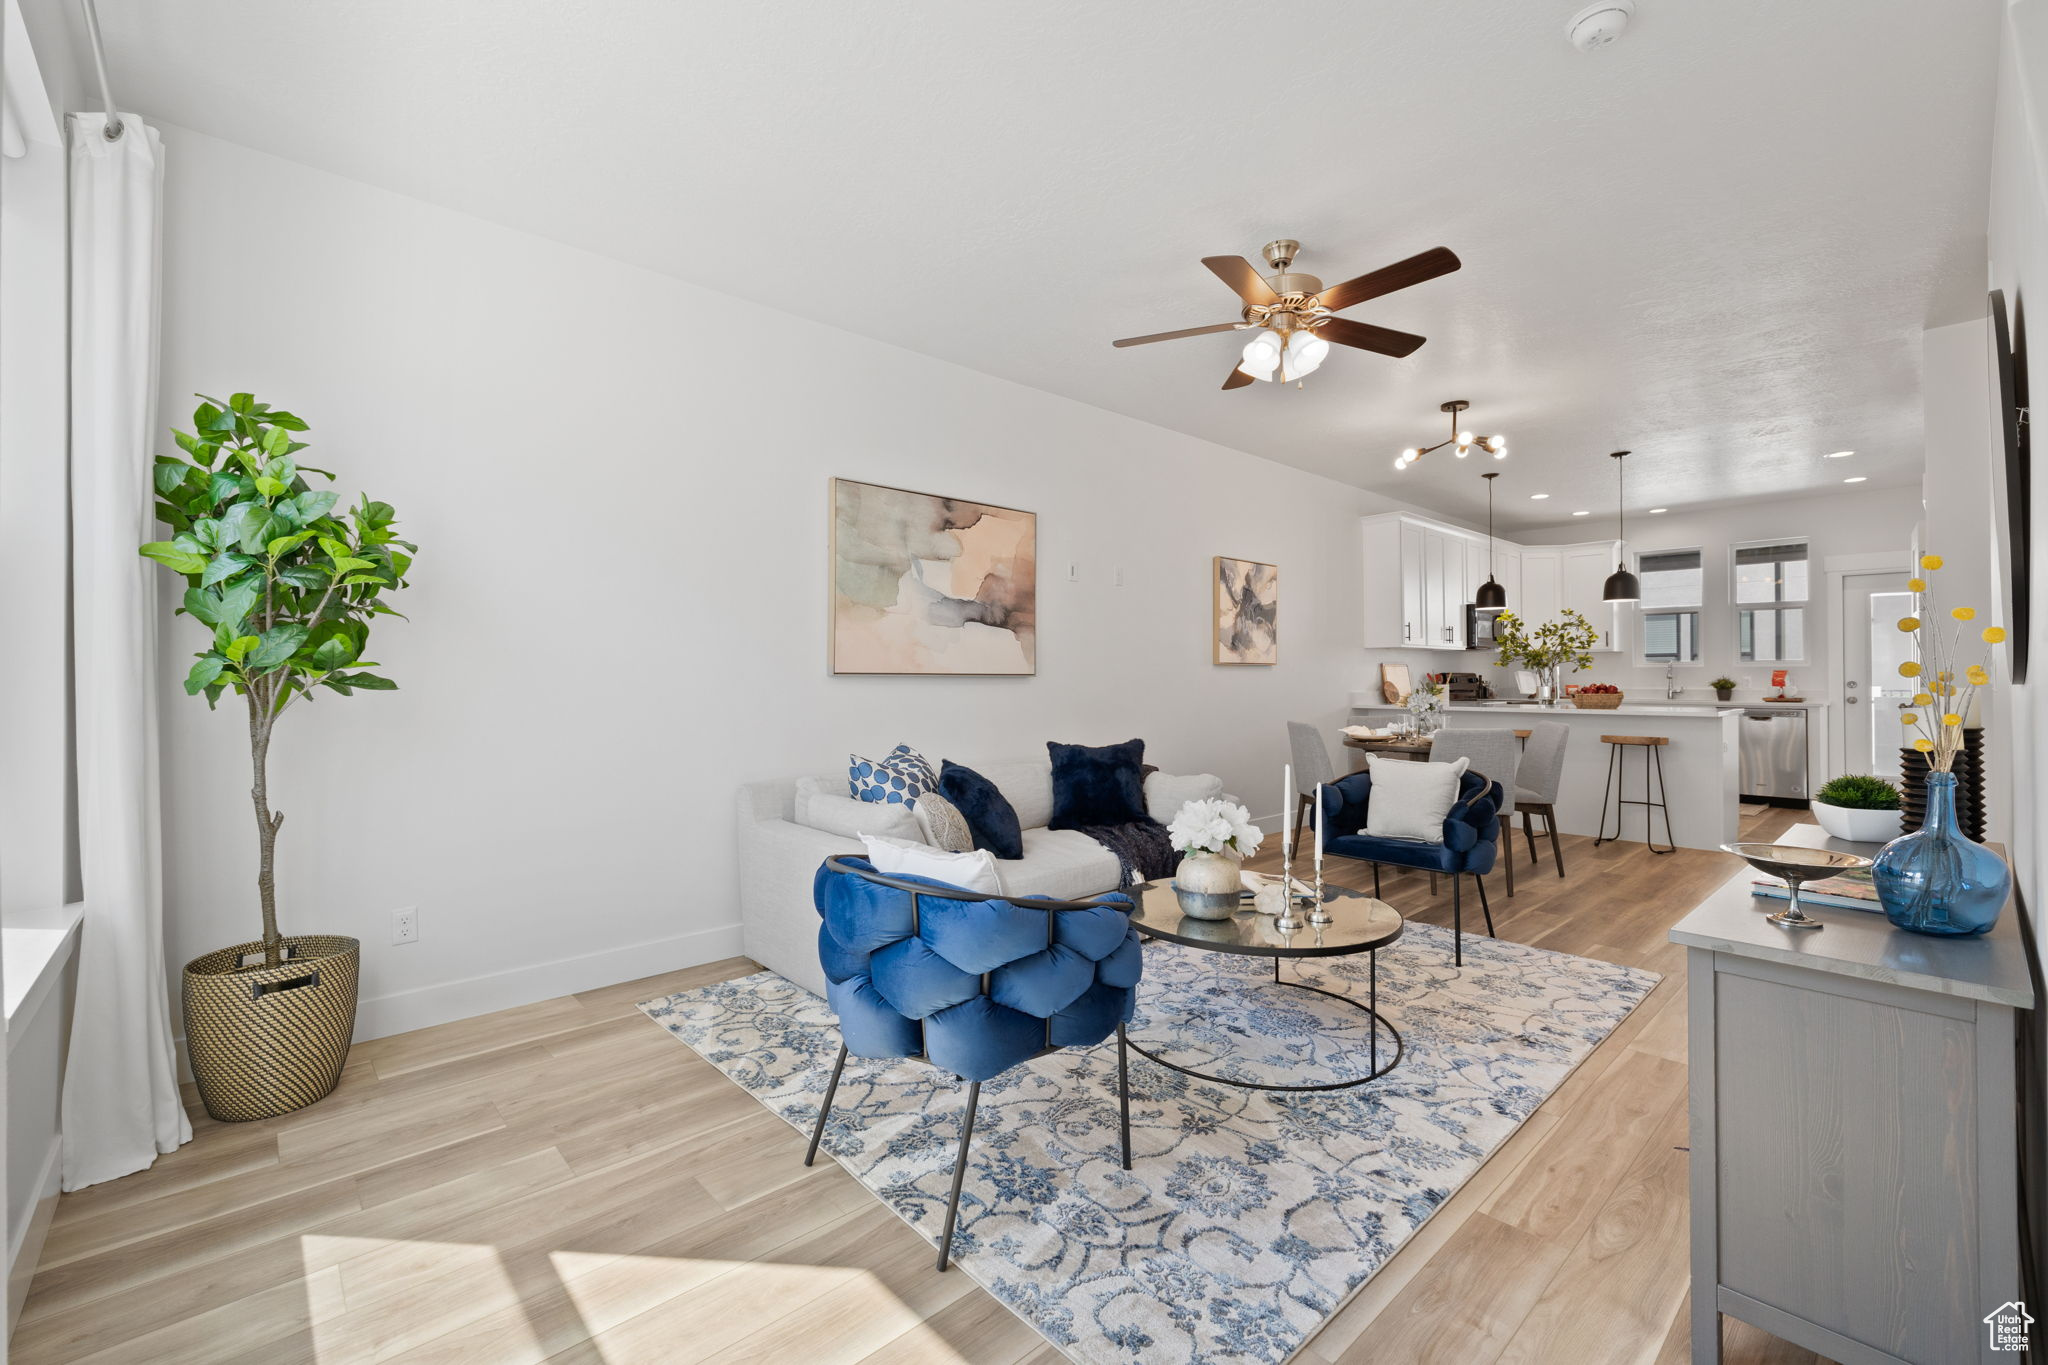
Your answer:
[1672,826,2033,1364]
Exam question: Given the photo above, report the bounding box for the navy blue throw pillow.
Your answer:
[1046,739,1148,831]
[938,761,1024,861]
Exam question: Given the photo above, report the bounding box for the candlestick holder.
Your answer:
[1307,868,1333,926]
[1276,841,1305,932]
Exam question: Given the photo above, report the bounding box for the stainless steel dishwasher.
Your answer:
[1738,708,1807,802]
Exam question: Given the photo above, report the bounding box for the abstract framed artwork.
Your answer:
[830,478,1037,675]
[1213,556,1278,665]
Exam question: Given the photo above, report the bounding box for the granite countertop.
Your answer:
[1668,824,2033,1009]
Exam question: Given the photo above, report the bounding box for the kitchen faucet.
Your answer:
[1666,662,1682,700]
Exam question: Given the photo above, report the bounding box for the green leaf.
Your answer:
[194,401,232,434]
[154,460,190,495]
[331,556,376,574]
[317,535,352,561]
[208,471,250,505]
[265,530,315,558]
[357,500,396,529]
[309,636,356,671]
[225,635,260,663]
[152,501,193,533]
[258,424,291,456]
[216,579,263,632]
[200,552,253,587]
[142,542,208,575]
[247,624,309,670]
[184,655,227,695]
[182,587,223,626]
[254,475,288,499]
[328,671,396,690]
[228,393,255,413]
[266,411,308,431]
[276,566,327,590]
[219,502,274,554]
[292,490,338,522]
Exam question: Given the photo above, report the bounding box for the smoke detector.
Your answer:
[1566,2,1634,52]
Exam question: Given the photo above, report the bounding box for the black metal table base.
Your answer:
[1116,952,1405,1106]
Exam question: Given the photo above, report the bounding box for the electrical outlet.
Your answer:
[1066,561,1080,583]
[391,906,419,945]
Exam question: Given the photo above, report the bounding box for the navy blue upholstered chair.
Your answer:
[1318,768,1502,966]
[807,855,1143,1270]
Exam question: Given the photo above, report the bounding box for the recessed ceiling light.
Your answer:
[1649,507,1668,514]
[1572,510,1590,517]
[1843,476,1867,483]
[1824,450,1855,459]
[1529,493,1550,500]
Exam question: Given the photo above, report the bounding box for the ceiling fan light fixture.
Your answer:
[1238,331,1281,379]
[1281,331,1330,382]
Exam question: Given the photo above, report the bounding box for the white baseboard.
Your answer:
[351,922,746,1042]
[8,1135,62,1338]
[176,921,747,1077]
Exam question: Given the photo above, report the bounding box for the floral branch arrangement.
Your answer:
[1167,799,1264,858]
[1493,608,1599,673]
[1895,552,2005,773]
[1406,678,1448,726]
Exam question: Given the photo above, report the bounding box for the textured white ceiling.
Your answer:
[85,0,1995,529]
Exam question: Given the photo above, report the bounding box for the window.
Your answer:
[1734,539,1808,662]
[1637,548,1702,663]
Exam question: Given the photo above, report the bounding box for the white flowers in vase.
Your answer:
[1167,798,1264,859]
[1406,680,1449,734]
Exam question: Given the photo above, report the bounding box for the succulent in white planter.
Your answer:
[1810,774,1903,843]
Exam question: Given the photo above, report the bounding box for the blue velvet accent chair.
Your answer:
[808,855,1143,1270]
[1318,768,1503,965]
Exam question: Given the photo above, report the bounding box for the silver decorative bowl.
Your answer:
[1720,842,1874,932]
[1172,882,1242,921]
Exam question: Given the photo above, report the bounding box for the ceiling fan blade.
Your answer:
[1111,322,1243,348]
[1317,316,1428,358]
[1222,363,1256,390]
[1202,256,1279,307]
[1315,247,1461,313]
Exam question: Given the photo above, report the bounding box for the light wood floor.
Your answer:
[15,807,1830,1365]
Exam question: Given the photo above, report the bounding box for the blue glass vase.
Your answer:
[1871,772,2008,936]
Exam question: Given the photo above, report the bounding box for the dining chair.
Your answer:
[1430,729,1519,898]
[809,856,1143,1270]
[1514,721,1570,877]
[1286,721,1339,861]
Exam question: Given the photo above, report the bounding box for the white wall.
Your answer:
[152,124,1444,1041]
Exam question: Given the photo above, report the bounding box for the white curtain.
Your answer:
[62,112,190,1190]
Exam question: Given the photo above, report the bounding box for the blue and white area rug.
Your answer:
[640,924,1656,1364]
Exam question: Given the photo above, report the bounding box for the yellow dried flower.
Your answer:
[1943,713,1963,726]
[1952,606,1977,621]
[1967,666,1990,686]
[1901,713,1919,725]
[1908,577,1927,592]
[1984,626,2008,644]
[1899,660,1922,677]
[1914,738,1935,752]
[1914,691,1934,705]
[1898,616,1921,632]
[1920,554,1944,570]
[1938,670,1954,680]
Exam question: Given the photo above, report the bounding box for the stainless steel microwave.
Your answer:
[1467,605,1505,650]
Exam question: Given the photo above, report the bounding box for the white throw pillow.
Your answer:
[1144,771,1224,824]
[859,833,1005,896]
[797,778,924,843]
[1363,755,1470,844]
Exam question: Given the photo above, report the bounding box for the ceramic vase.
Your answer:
[1174,850,1241,920]
[1871,772,2008,936]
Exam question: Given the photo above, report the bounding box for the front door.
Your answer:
[1841,570,1913,780]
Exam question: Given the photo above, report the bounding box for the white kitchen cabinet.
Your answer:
[1428,527,1466,647]
[1361,513,1478,651]
[1519,547,1562,624]
[1561,541,1623,651]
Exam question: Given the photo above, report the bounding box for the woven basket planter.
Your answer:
[1573,692,1625,709]
[183,935,360,1122]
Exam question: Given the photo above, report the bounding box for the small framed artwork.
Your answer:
[1213,556,1278,665]
[830,478,1037,676]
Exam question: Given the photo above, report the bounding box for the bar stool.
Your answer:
[1595,734,1674,854]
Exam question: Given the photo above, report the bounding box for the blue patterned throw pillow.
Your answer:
[848,744,937,807]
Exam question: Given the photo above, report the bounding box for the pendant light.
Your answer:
[1475,471,1508,608]
[1601,449,1641,602]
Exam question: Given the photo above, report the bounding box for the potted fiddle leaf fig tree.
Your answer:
[141,393,413,1122]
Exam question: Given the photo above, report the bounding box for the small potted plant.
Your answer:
[1711,676,1738,701]
[1810,774,1902,843]
[1167,798,1263,919]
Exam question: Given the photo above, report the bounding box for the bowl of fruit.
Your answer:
[1572,683,1625,709]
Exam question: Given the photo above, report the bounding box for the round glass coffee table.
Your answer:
[1115,879,1405,1112]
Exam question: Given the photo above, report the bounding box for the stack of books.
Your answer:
[1752,865,1882,913]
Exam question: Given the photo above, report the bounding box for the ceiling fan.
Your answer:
[1112,239,1461,390]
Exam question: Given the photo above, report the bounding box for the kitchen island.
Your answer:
[1348,699,1741,850]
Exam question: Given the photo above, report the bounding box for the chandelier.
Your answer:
[1394,400,1506,471]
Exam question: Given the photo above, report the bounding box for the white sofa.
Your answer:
[738,754,1223,997]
